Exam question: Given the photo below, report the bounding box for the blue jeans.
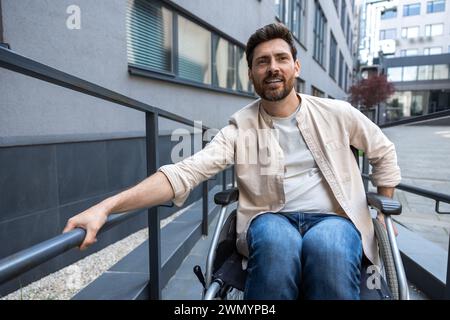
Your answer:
[244,212,362,300]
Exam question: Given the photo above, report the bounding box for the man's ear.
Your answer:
[294,59,301,78]
[248,68,253,84]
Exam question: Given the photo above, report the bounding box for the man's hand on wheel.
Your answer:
[62,205,109,250]
[376,213,399,237]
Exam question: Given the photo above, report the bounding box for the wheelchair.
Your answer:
[193,187,410,300]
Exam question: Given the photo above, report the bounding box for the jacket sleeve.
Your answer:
[346,103,401,187]
[158,124,236,207]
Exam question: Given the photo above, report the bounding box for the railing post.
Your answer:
[146,111,161,300]
[222,170,226,191]
[231,165,236,187]
[202,128,208,236]
[445,234,450,299]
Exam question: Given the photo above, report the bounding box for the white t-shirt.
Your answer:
[262,104,339,213]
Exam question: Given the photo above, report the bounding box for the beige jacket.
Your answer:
[159,93,401,266]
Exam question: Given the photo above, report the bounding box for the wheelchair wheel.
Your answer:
[372,218,399,300]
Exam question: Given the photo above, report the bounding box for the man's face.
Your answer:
[248,38,300,101]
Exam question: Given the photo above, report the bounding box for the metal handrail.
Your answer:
[0,210,143,285]
[0,45,222,299]
[380,110,450,129]
[362,174,450,208]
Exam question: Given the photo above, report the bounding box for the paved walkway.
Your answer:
[382,124,450,251]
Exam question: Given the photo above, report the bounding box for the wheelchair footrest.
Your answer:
[213,252,247,292]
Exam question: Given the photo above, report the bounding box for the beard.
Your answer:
[253,72,295,102]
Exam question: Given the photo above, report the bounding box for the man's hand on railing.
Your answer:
[61,172,175,250]
[62,204,109,250]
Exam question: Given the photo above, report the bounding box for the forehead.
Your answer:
[252,38,292,58]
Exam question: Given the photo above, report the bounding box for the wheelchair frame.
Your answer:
[195,188,410,300]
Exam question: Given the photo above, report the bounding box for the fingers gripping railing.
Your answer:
[0,210,142,285]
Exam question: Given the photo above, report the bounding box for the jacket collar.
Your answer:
[258,92,304,128]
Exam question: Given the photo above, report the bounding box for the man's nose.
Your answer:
[267,59,280,74]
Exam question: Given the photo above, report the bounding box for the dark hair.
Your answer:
[245,23,297,69]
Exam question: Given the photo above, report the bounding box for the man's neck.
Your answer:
[261,90,301,118]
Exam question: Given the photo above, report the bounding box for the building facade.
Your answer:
[357,0,450,122]
[0,0,356,296]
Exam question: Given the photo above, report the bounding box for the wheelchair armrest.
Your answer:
[366,192,402,215]
[214,188,239,206]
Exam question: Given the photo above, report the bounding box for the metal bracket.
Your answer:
[158,201,174,208]
[436,201,450,214]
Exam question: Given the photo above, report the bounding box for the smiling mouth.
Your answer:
[264,78,284,85]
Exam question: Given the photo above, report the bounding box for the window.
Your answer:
[127,0,253,94]
[313,2,327,66]
[400,49,418,56]
[178,16,211,84]
[411,92,425,116]
[338,51,344,87]
[403,66,418,81]
[275,0,283,18]
[427,0,445,13]
[418,65,433,80]
[401,26,419,38]
[349,29,353,54]
[403,3,421,16]
[237,47,253,93]
[329,33,337,80]
[425,23,444,36]
[389,65,449,82]
[380,28,397,40]
[424,47,443,55]
[346,15,351,48]
[127,0,173,72]
[283,0,292,29]
[312,86,325,97]
[348,69,353,92]
[387,67,402,81]
[341,0,346,31]
[278,0,307,45]
[213,37,236,90]
[296,77,305,93]
[333,0,339,12]
[381,7,397,19]
[292,0,307,44]
[344,64,348,91]
[433,64,449,80]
